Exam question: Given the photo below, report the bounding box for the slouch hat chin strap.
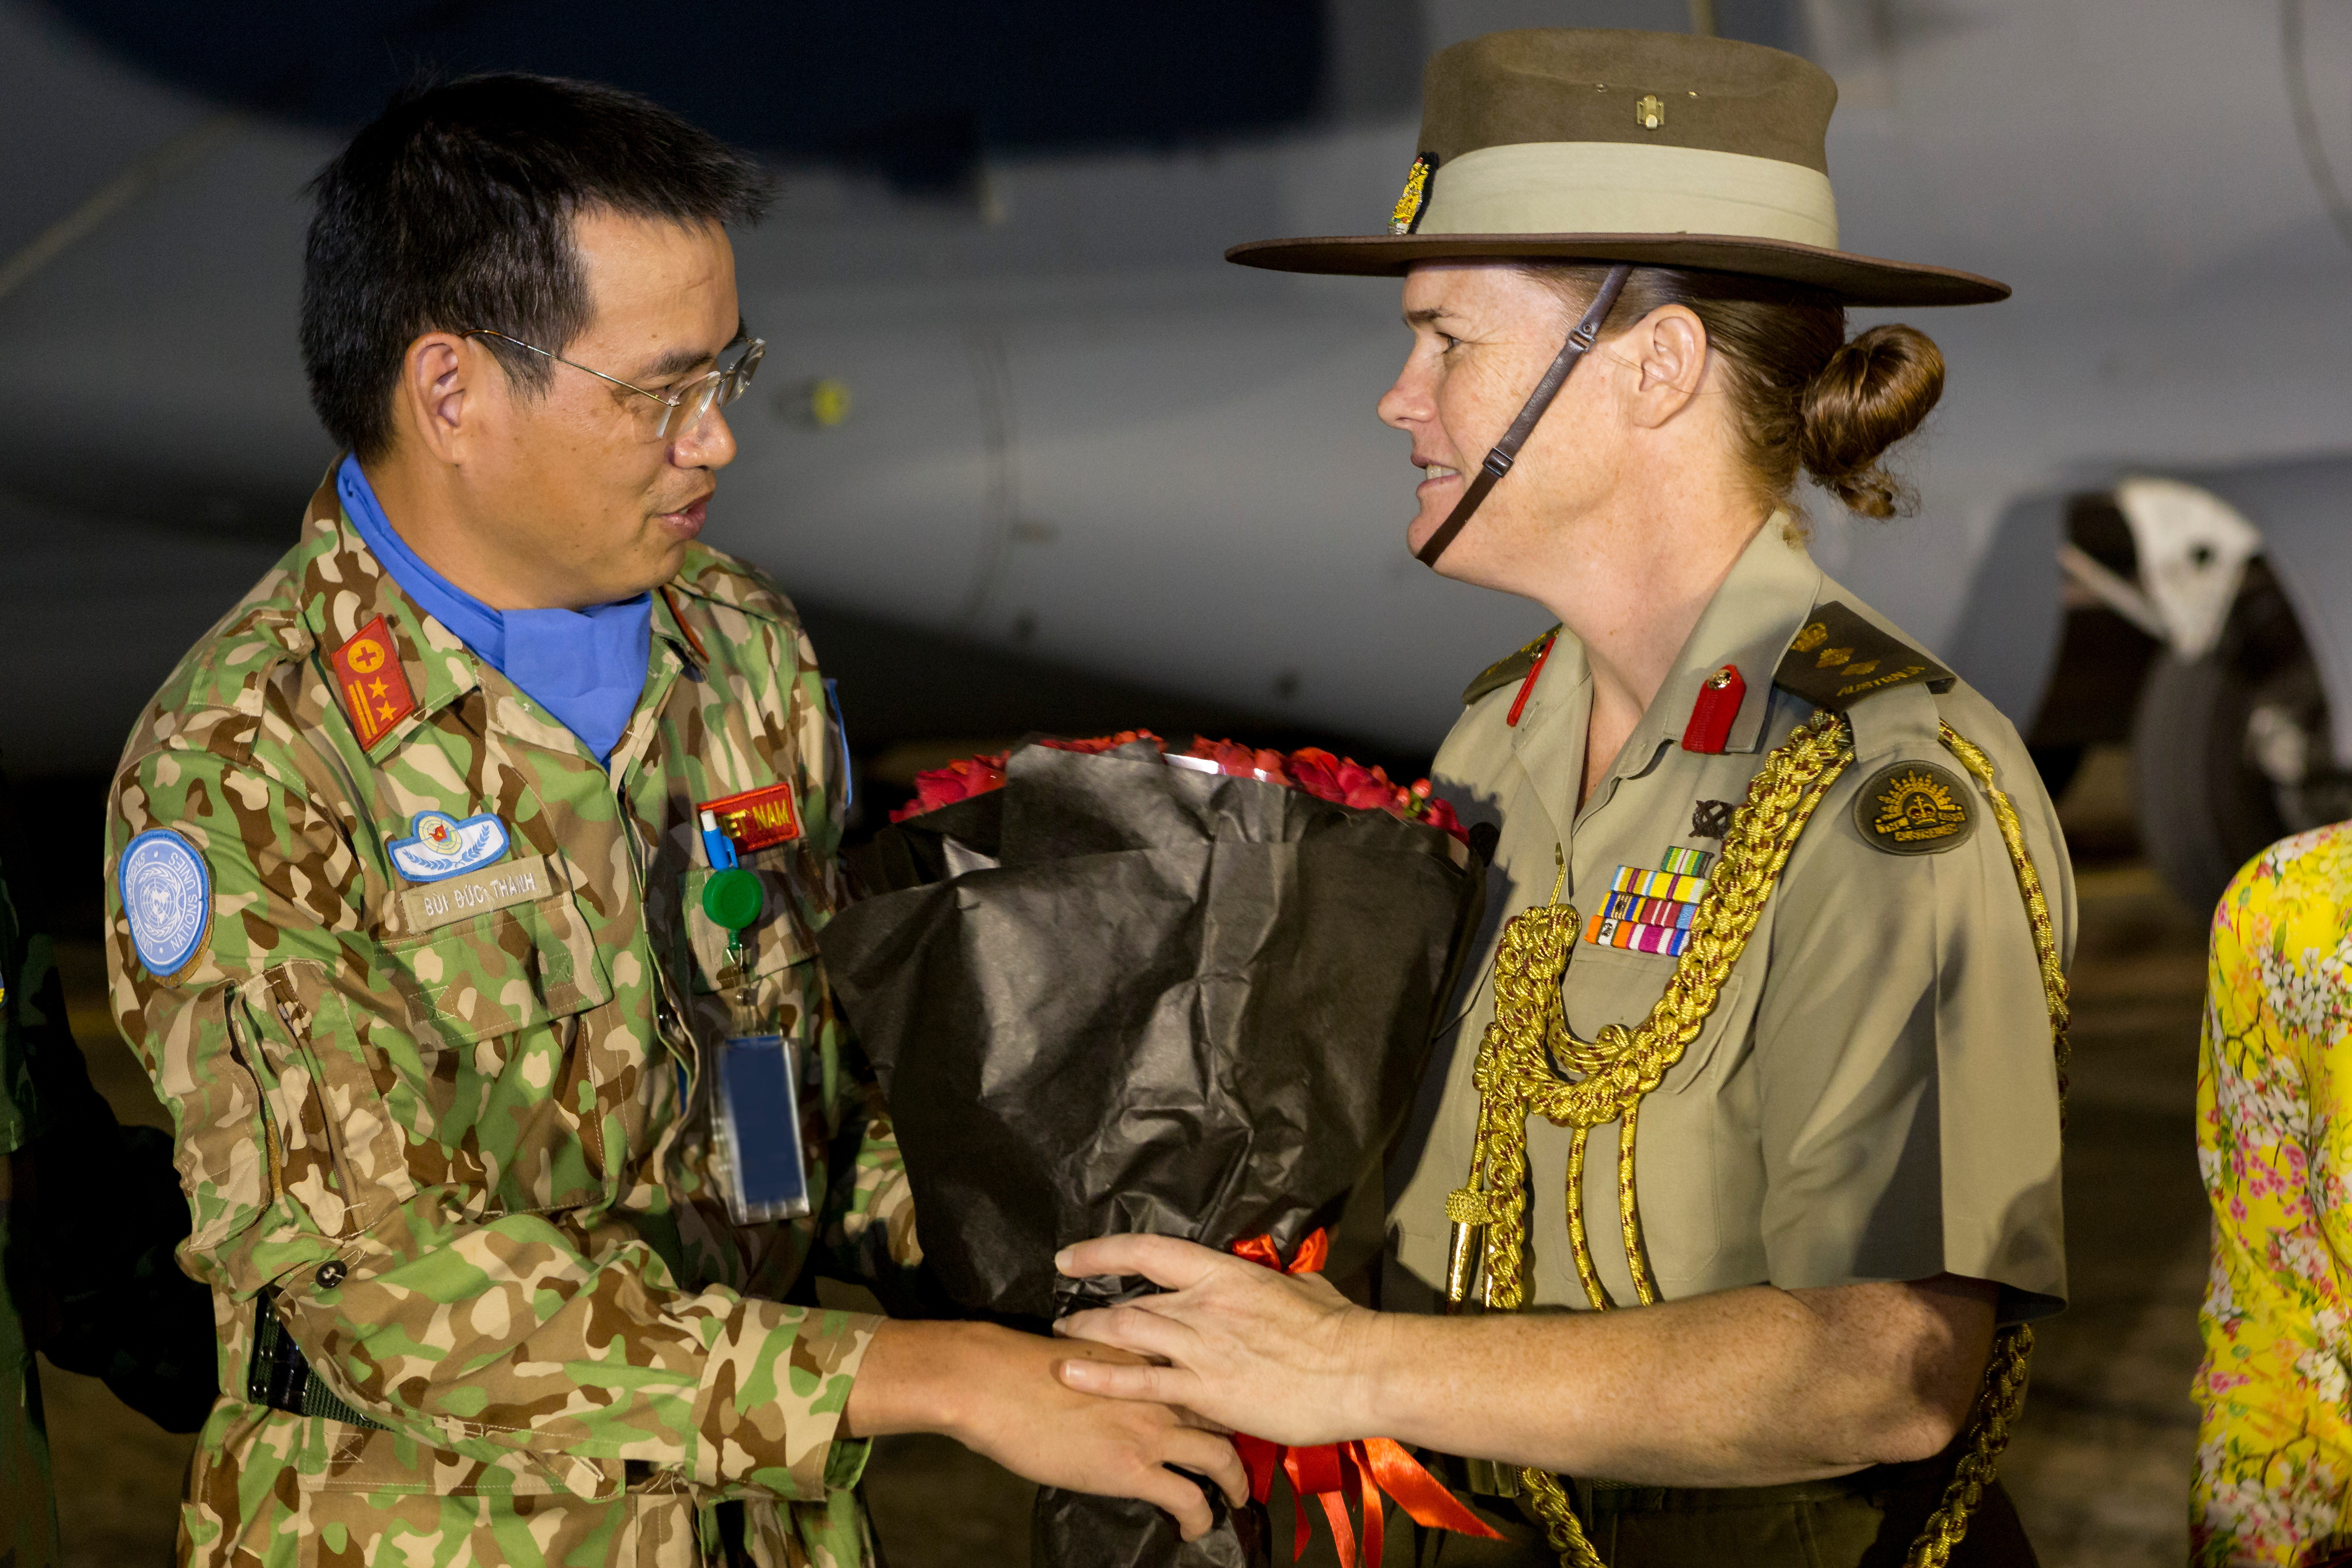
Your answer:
[1415,264,1633,569]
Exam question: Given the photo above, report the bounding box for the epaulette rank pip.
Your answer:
[1773,601,1956,711]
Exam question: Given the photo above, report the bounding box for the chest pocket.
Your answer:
[1560,943,1748,1097]
[680,849,816,995]
[380,876,613,1050]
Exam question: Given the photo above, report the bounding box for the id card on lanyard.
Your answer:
[699,847,812,1223]
[717,1030,809,1223]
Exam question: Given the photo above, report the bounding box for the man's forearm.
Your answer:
[842,1319,1249,1539]
[1356,1278,1996,1488]
[840,1319,987,1438]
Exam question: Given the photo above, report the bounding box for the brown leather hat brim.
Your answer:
[1225,231,2009,307]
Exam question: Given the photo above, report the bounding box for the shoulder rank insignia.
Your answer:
[1773,601,1955,711]
[1854,760,1976,855]
[1390,152,1437,235]
[1462,626,1562,708]
[329,614,419,747]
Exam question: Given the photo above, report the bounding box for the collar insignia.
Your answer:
[330,615,419,747]
[1680,664,1746,753]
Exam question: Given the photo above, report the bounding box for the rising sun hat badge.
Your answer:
[1389,152,1436,235]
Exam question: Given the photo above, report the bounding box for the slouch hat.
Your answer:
[1228,28,2007,307]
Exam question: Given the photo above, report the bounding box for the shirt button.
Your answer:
[316,1261,348,1290]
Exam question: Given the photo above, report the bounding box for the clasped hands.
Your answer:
[842,1235,1374,1541]
[1053,1233,1380,1448]
[1054,1235,1387,1499]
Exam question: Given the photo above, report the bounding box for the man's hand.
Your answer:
[843,1319,1248,1541]
[1052,1234,1378,1448]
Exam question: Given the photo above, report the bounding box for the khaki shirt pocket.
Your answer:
[1559,943,1748,1096]
[380,875,614,1052]
[366,881,617,1212]
[1551,944,1751,1294]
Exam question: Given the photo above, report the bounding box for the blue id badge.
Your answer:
[717,1032,811,1223]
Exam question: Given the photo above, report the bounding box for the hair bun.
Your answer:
[1798,323,1945,518]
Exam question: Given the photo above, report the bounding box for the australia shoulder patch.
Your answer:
[119,829,211,976]
[1775,601,1955,711]
[1853,760,1976,855]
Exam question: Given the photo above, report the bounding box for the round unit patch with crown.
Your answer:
[119,829,211,976]
[1853,761,1976,855]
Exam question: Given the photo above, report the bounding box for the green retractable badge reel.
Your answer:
[702,866,765,967]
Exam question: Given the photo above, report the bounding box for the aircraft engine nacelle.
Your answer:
[1966,457,2352,914]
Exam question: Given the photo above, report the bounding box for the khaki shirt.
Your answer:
[1391,522,2071,1321]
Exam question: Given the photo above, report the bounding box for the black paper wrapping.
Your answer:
[820,742,1484,1568]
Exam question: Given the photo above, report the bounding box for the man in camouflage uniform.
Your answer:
[104,75,1239,1567]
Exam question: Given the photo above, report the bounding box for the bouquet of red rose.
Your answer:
[883,730,1470,836]
[819,732,1485,1568]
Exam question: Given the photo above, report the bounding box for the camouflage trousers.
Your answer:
[180,1402,880,1568]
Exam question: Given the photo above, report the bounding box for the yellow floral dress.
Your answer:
[2194,823,2352,1565]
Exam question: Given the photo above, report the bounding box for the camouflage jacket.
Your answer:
[104,483,917,1567]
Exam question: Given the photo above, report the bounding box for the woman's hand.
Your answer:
[844,1319,1246,1541]
[1053,1233,1384,1447]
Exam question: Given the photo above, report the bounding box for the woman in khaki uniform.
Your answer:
[1054,27,2069,1568]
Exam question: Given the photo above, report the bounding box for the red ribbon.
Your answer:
[1226,1231,1504,1566]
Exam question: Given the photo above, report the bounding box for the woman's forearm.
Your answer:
[1055,1236,1998,1490]
[1355,1277,1996,1487]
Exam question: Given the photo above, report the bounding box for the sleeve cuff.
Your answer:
[692,1295,881,1500]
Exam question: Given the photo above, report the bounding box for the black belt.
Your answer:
[1569,1452,1956,1515]
[245,1286,386,1429]
[1460,1447,1955,1513]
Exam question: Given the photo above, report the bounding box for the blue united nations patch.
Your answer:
[119,829,211,977]
[387,810,510,883]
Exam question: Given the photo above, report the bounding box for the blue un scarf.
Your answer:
[337,454,653,762]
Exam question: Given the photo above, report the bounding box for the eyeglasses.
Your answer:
[465,328,766,440]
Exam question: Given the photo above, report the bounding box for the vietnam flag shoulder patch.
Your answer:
[329,614,419,747]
